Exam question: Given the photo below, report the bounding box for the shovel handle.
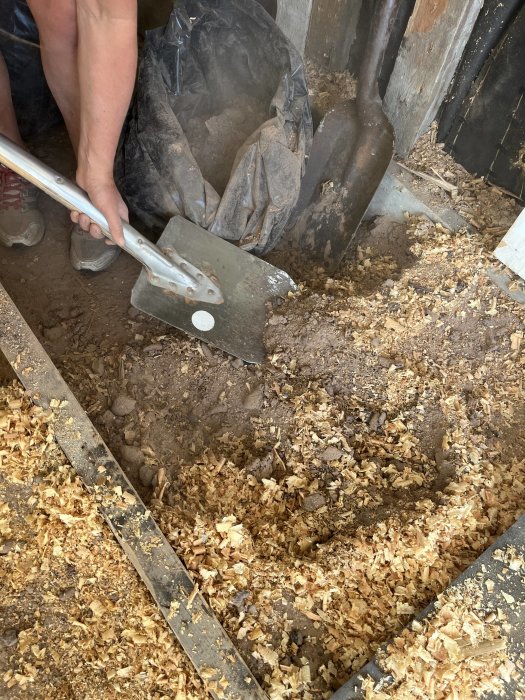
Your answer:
[357,0,401,109]
[0,135,223,304]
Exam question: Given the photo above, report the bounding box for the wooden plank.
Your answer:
[0,281,267,700]
[276,0,361,69]
[384,0,483,157]
[494,208,525,280]
[276,0,314,55]
[305,0,362,71]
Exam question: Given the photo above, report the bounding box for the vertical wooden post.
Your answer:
[305,0,362,70]
[276,0,361,70]
[384,0,483,156]
[276,0,315,56]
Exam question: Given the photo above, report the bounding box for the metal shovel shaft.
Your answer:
[0,135,223,305]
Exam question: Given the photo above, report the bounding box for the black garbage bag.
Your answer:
[117,0,312,255]
[0,0,60,138]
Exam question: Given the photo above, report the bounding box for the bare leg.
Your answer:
[0,53,24,146]
[0,53,45,247]
[27,0,124,270]
[27,0,80,153]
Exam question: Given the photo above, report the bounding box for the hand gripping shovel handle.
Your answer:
[0,135,223,304]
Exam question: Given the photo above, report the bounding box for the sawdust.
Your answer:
[0,383,204,699]
[364,581,515,699]
[1,124,525,697]
[46,138,524,698]
[304,60,357,124]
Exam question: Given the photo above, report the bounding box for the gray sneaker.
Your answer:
[70,224,120,272]
[0,164,45,247]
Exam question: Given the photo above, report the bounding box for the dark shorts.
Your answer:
[0,0,39,49]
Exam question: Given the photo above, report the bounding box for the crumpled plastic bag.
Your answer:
[117,0,312,255]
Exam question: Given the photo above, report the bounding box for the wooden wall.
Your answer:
[384,0,484,156]
[276,0,484,155]
[276,0,361,70]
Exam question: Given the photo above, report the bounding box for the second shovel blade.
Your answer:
[131,216,296,363]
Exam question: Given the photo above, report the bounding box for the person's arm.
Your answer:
[73,0,137,246]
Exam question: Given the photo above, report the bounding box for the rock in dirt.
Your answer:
[144,344,163,355]
[0,539,16,554]
[302,492,327,512]
[127,307,141,319]
[91,357,105,376]
[368,411,387,432]
[246,454,274,481]
[120,445,144,468]
[111,395,136,417]
[101,410,115,427]
[242,384,264,411]
[43,325,65,341]
[290,629,304,647]
[59,587,76,601]
[139,464,157,488]
[321,446,343,462]
[0,629,18,647]
[230,590,250,609]
[268,314,288,326]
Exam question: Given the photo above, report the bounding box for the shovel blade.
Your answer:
[131,216,295,363]
[286,99,394,269]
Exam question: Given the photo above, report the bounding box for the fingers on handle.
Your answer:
[106,210,125,247]
[89,223,104,240]
[78,213,91,232]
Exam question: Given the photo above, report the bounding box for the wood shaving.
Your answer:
[364,582,514,699]
[0,383,204,699]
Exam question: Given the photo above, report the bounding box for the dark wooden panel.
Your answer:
[305,0,362,71]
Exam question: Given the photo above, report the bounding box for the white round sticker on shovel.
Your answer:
[191,310,215,332]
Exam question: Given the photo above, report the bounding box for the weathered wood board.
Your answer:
[305,0,362,70]
[384,0,483,156]
[494,208,525,281]
[330,513,525,698]
[276,0,314,55]
[276,0,361,70]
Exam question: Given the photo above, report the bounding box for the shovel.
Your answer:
[0,135,295,363]
[287,0,401,270]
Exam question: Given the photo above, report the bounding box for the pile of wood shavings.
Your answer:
[48,132,525,698]
[0,383,203,699]
[305,60,357,122]
[402,124,521,239]
[151,184,524,694]
[363,580,515,699]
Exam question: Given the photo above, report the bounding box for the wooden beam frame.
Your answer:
[276,0,362,70]
[384,0,483,156]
